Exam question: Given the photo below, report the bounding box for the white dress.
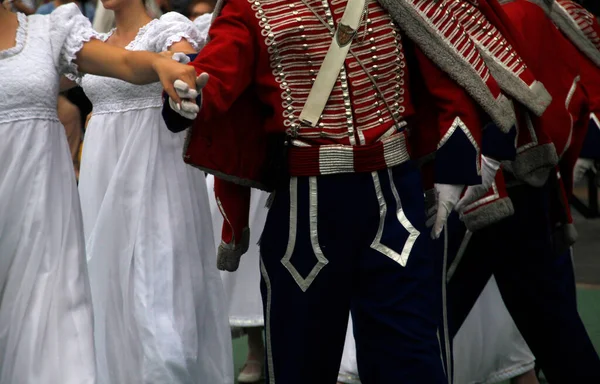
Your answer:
[207,175,267,327]
[77,14,233,384]
[338,278,534,384]
[0,5,96,383]
[452,277,535,384]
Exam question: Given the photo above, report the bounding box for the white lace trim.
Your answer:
[162,31,201,52]
[0,107,58,124]
[0,13,27,59]
[126,19,160,50]
[91,97,163,114]
[61,25,99,78]
[97,18,201,53]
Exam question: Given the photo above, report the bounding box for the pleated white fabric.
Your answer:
[0,5,97,383]
[452,277,535,384]
[338,318,360,384]
[206,175,267,328]
[0,118,96,384]
[77,15,233,384]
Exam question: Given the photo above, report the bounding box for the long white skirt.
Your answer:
[338,318,360,384]
[338,278,534,384]
[78,107,233,384]
[206,175,266,328]
[453,277,535,384]
[0,119,95,384]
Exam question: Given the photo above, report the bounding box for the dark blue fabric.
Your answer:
[435,129,482,185]
[580,118,600,159]
[186,53,199,62]
[481,123,517,161]
[259,162,446,383]
[447,183,600,383]
[161,98,195,132]
[161,53,201,133]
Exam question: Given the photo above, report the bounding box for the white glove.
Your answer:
[167,52,210,121]
[426,184,464,239]
[573,158,597,184]
[168,79,200,120]
[171,52,191,64]
[455,155,501,212]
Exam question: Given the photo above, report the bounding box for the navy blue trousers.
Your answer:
[447,183,600,383]
[259,162,446,384]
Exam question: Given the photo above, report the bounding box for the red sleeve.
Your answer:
[412,46,484,186]
[214,178,251,248]
[190,0,257,122]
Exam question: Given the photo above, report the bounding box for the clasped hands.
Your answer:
[164,52,209,120]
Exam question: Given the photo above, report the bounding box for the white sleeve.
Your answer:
[193,13,213,44]
[150,12,205,53]
[49,3,99,77]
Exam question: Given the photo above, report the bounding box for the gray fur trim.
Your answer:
[503,143,559,187]
[461,197,515,231]
[530,81,553,115]
[216,246,242,271]
[377,0,516,132]
[526,0,554,15]
[479,51,552,117]
[497,94,517,133]
[549,2,600,68]
[217,227,250,272]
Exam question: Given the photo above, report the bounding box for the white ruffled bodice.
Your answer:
[0,4,96,124]
[81,13,205,115]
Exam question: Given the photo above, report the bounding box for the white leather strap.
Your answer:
[299,0,366,127]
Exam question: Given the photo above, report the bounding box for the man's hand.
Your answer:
[169,52,191,64]
[427,184,464,239]
[168,72,209,120]
[455,155,501,212]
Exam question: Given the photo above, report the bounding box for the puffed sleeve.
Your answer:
[49,3,99,77]
[150,12,206,52]
[193,13,213,42]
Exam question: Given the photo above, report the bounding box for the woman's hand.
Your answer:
[152,57,198,106]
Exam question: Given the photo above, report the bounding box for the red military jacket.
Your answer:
[551,0,600,165]
[180,0,496,250]
[500,0,589,187]
[185,0,487,186]
[458,0,591,239]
